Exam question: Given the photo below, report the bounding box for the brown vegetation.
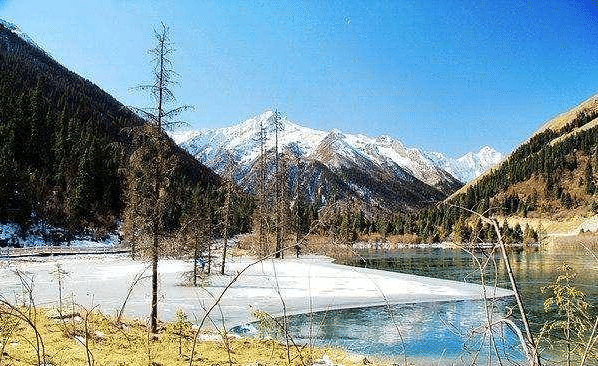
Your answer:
[0,306,370,366]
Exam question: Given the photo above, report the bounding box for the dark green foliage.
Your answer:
[0,23,242,240]
[0,25,134,234]
[586,160,596,195]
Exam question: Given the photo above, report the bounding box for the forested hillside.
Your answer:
[0,22,251,240]
[331,95,598,244]
[447,96,598,218]
[406,95,598,243]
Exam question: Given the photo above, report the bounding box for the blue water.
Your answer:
[282,299,525,363]
[235,247,598,365]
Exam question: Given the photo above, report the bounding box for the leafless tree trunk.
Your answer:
[272,110,285,258]
[221,162,234,275]
[295,156,302,251]
[256,119,268,255]
[192,234,199,285]
[127,22,192,333]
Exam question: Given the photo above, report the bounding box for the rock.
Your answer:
[312,354,334,366]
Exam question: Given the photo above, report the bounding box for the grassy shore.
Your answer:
[0,306,377,366]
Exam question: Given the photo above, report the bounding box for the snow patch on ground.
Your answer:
[0,253,513,330]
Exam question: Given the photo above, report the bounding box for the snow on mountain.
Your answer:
[425,146,504,183]
[178,110,461,189]
[175,111,478,213]
[181,111,327,172]
[174,110,503,212]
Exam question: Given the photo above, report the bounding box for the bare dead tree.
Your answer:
[271,110,285,258]
[178,186,213,285]
[254,118,269,255]
[294,156,302,253]
[220,157,236,275]
[125,22,192,333]
[278,156,291,259]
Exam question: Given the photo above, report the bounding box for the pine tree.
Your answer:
[586,160,596,195]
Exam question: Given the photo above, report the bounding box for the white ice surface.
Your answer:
[0,254,513,329]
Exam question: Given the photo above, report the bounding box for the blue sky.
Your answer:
[2,0,598,157]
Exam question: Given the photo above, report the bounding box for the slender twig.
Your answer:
[449,204,541,366]
[580,316,598,366]
[117,265,151,325]
[187,222,330,366]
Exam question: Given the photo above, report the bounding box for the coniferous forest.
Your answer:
[0,23,252,242]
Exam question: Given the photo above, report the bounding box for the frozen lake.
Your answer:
[0,253,512,331]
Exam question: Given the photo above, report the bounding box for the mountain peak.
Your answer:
[236,109,304,135]
[324,129,346,140]
[238,110,274,130]
[427,146,504,183]
[479,145,495,153]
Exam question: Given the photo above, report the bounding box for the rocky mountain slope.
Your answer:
[176,111,501,213]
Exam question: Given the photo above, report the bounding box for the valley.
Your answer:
[2,2,598,365]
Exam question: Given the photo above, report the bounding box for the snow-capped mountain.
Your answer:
[176,111,472,213]
[425,146,504,183]
[179,111,467,187]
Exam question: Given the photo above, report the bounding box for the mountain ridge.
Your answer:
[175,110,502,184]
[175,111,503,214]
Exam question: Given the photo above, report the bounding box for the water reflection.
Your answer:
[343,247,598,364]
[348,247,598,332]
[236,247,598,365]
[242,298,525,364]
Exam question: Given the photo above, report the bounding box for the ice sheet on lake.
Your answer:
[0,254,513,329]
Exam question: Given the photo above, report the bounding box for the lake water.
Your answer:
[253,247,598,365]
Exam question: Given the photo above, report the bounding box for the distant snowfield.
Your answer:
[0,254,513,329]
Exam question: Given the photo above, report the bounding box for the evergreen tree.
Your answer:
[586,161,596,195]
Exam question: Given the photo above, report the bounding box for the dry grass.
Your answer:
[236,234,257,252]
[236,233,359,262]
[358,233,386,243]
[386,234,420,246]
[0,306,377,366]
[496,215,590,236]
[541,231,598,253]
